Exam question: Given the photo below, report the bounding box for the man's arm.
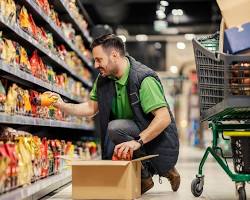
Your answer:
[114,106,171,158]
[45,91,99,117]
[139,106,171,144]
[57,100,98,117]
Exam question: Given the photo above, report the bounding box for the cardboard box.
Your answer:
[216,0,250,28]
[71,155,157,200]
[219,18,226,53]
[224,22,250,54]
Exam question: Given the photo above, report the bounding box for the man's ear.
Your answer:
[110,50,119,61]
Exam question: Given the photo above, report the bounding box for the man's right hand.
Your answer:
[42,92,98,117]
[43,91,64,108]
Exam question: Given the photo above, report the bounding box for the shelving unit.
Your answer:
[0,170,71,200]
[0,61,84,103]
[51,0,93,44]
[0,17,92,88]
[0,112,94,130]
[21,0,93,70]
[0,0,95,199]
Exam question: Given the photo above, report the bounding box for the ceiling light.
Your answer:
[170,65,178,74]
[172,9,177,16]
[118,35,126,43]
[154,42,162,49]
[160,0,169,7]
[172,9,184,16]
[135,34,148,42]
[178,9,183,16]
[184,33,195,40]
[176,42,186,50]
[156,10,166,19]
[159,5,166,12]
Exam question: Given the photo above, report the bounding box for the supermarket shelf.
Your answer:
[0,61,84,103]
[0,170,71,200]
[0,17,92,88]
[0,113,94,130]
[22,0,94,71]
[52,0,93,44]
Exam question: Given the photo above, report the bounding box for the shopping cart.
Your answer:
[191,33,250,200]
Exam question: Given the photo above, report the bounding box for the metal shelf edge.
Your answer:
[0,113,94,130]
[0,170,72,200]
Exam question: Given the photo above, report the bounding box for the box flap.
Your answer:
[219,18,225,53]
[131,155,158,162]
[58,155,82,161]
[72,160,130,166]
[216,0,250,28]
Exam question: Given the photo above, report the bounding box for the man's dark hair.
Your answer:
[91,34,126,56]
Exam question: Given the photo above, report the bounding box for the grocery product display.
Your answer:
[0,0,95,199]
[0,126,100,194]
[0,0,92,85]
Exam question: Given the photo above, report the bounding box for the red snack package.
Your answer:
[112,149,132,161]
[28,14,38,40]
[41,138,49,177]
[30,50,41,78]
[5,143,18,189]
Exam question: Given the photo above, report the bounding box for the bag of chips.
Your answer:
[5,0,16,25]
[0,80,6,112]
[0,142,10,193]
[30,50,40,78]
[19,6,31,33]
[19,47,31,73]
[28,14,38,40]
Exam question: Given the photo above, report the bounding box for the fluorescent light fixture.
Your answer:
[184,33,195,40]
[170,65,178,74]
[135,34,148,42]
[118,35,126,43]
[176,42,186,50]
[160,0,169,7]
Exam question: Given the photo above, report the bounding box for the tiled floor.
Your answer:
[48,145,250,200]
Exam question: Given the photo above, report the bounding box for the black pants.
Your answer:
[105,119,155,178]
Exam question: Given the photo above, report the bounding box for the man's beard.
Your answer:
[99,61,117,77]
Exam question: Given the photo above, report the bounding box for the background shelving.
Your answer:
[0,0,96,199]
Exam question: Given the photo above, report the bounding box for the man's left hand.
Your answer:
[114,140,141,159]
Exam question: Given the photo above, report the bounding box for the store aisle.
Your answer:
[48,145,250,200]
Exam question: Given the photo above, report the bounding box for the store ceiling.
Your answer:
[81,0,221,35]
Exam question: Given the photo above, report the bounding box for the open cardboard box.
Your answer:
[217,0,250,55]
[219,18,226,53]
[216,0,250,28]
[64,155,158,200]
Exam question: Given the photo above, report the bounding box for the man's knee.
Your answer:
[107,120,122,143]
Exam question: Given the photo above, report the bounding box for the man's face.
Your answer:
[92,45,117,77]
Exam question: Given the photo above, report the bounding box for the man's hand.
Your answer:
[114,140,141,159]
[43,91,64,108]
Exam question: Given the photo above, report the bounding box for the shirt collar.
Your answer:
[110,58,130,86]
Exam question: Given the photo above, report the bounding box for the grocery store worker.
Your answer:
[47,34,180,194]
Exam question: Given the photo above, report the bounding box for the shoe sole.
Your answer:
[172,176,180,192]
